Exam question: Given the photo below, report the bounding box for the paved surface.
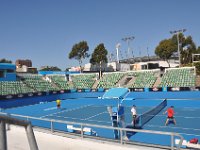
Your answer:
[6,125,161,150]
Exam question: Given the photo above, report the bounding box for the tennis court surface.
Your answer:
[2,96,200,147]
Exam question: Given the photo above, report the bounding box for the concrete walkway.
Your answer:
[6,125,161,150]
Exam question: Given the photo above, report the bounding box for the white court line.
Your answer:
[176,132,200,137]
[53,115,86,121]
[154,114,200,119]
[44,107,57,111]
[40,105,92,118]
[146,124,200,131]
[84,111,107,120]
[49,115,112,124]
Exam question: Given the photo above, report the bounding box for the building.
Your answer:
[131,60,179,71]
[84,62,130,72]
[15,59,32,68]
[15,60,38,73]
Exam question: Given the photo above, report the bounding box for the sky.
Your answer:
[0,0,200,70]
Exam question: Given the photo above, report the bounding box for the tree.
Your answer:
[68,41,89,72]
[197,46,200,53]
[171,34,197,65]
[0,58,12,63]
[90,43,108,77]
[90,43,108,65]
[194,62,200,75]
[155,39,176,67]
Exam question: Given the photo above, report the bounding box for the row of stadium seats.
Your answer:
[48,75,74,90]
[0,67,196,96]
[70,74,97,89]
[97,70,159,89]
[127,71,158,88]
[19,74,59,92]
[159,68,195,87]
[0,81,34,96]
[97,72,125,89]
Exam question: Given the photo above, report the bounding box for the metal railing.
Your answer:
[0,114,38,150]
[0,112,184,150]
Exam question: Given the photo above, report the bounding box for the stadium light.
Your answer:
[122,36,135,61]
[170,29,186,67]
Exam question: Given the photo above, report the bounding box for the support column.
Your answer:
[0,120,7,150]
[25,124,39,150]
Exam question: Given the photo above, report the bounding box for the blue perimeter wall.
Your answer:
[1,91,200,109]
[127,91,200,99]
[0,92,104,109]
[0,63,16,81]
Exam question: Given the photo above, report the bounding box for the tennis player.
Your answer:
[56,99,61,109]
[163,106,176,126]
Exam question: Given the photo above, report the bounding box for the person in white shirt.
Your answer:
[131,105,137,127]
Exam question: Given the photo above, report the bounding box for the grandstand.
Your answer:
[18,74,59,92]
[48,74,74,90]
[0,81,34,96]
[97,72,125,89]
[126,70,160,88]
[70,73,97,89]
[159,67,196,87]
[0,66,198,97]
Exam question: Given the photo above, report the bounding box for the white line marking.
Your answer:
[46,115,112,124]
[146,124,200,131]
[40,105,92,118]
[44,107,57,111]
[84,111,107,120]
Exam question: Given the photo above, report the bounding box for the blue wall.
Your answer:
[0,92,104,109]
[127,91,200,99]
[0,63,16,81]
[38,71,80,75]
[0,63,16,70]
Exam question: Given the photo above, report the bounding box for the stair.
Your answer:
[153,77,161,87]
[116,75,128,87]
[92,80,99,89]
[195,76,200,86]
[126,77,135,87]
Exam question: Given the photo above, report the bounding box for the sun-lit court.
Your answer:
[2,90,200,148]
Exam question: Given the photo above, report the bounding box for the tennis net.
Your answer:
[138,99,167,127]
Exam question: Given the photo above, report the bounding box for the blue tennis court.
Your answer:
[2,93,200,147]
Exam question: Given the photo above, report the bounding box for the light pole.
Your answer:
[122,36,135,62]
[170,29,186,67]
[116,43,121,63]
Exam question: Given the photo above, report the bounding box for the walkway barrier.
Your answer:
[0,112,183,150]
[0,114,38,150]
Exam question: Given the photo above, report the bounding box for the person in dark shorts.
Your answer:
[163,106,176,126]
[131,105,137,127]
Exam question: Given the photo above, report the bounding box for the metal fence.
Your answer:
[0,112,184,150]
[0,114,38,150]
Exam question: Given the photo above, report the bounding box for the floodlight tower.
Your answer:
[122,36,135,62]
[170,29,186,67]
[116,43,121,63]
